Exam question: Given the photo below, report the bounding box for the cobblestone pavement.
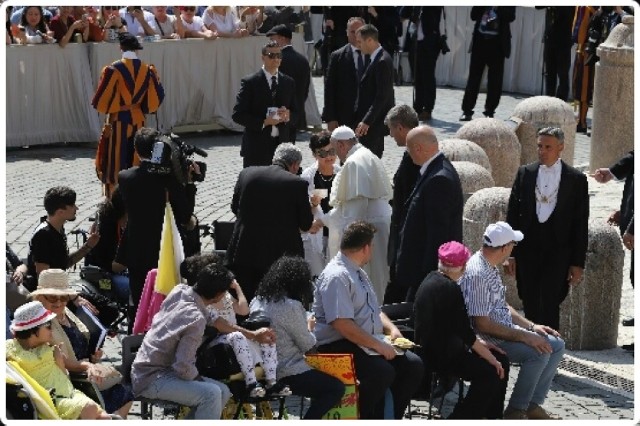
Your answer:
[5,78,635,420]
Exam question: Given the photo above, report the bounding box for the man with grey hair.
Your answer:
[310,126,392,301]
[226,142,314,300]
[506,126,589,331]
[383,104,421,302]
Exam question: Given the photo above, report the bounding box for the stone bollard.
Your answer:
[509,96,576,166]
[590,15,634,171]
[440,138,492,173]
[559,220,624,350]
[455,118,521,188]
[463,187,522,309]
[452,161,494,204]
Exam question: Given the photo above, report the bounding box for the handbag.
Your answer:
[241,309,271,331]
[88,363,123,391]
[195,326,241,380]
[95,118,112,182]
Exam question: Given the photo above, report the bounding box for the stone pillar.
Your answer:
[590,15,634,171]
[509,96,576,166]
[440,138,492,173]
[452,161,494,204]
[455,118,521,188]
[560,220,624,350]
[463,187,522,309]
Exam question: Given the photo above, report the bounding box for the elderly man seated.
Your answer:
[414,241,509,419]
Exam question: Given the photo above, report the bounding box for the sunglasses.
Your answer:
[103,6,118,11]
[315,148,336,158]
[264,52,282,59]
[183,7,196,12]
[44,295,70,303]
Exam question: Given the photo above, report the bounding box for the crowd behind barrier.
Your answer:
[7,7,551,148]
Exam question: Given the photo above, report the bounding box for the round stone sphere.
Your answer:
[463,187,522,309]
[455,118,521,187]
[440,138,492,172]
[452,161,494,197]
[510,96,576,166]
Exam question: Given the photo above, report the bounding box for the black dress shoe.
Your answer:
[622,343,634,352]
[459,113,473,121]
[623,318,634,326]
[483,111,494,118]
[576,124,588,133]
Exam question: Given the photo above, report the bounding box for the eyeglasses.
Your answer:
[264,52,282,59]
[43,295,70,303]
[183,7,196,12]
[315,148,336,158]
[40,321,52,330]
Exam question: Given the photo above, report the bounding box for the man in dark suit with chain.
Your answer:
[322,16,365,133]
[233,40,298,168]
[226,143,314,301]
[506,127,589,331]
[266,24,311,134]
[399,6,443,121]
[353,24,395,158]
[395,125,463,302]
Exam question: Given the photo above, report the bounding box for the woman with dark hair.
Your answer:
[16,6,55,44]
[250,256,345,419]
[301,131,341,278]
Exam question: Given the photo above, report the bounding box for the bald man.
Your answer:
[394,125,463,302]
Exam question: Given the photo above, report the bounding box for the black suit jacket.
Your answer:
[232,70,298,162]
[354,47,395,151]
[610,151,634,236]
[507,161,589,268]
[322,43,358,127]
[470,6,516,58]
[226,164,314,272]
[395,154,463,300]
[279,45,311,131]
[117,164,193,272]
[388,151,421,264]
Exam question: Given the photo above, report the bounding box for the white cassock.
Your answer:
[320,144,392,301]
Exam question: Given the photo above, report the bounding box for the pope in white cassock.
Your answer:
[311,126,392,301]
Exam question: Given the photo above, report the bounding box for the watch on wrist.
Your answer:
[527,323,535,332]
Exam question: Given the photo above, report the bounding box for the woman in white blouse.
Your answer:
[203,6,248,38]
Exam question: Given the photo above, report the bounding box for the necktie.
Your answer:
[356,49,365,80]
[271,75,278,104]
[364,54,371,68]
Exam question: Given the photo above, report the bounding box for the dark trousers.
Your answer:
[461,36,506,116]
[358,132,384,159]
[411,37,440,114]
[544,43,571,101]
[281,369,346,419]
[447,350,509,419]
[318,339,424,419]
[242,137,280,168]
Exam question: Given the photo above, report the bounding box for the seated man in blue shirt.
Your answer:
[312,221,424,419]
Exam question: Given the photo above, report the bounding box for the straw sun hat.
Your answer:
[10,301,57,332]
[29,269,78,298]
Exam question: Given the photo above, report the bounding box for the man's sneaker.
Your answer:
[503,407,528,419]
[266,381,292,397]
[527,403,562,420]
[247,382,266,398]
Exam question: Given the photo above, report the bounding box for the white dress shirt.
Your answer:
[419,151,442,175]
[536,159,562,223]
[262,67,279,137]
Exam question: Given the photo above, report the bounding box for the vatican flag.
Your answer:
[155,203,184,295]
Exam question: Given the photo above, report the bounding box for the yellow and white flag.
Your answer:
[155,203,184,295]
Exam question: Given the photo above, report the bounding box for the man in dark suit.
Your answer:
[460,6,516,121]
[395,125,463,302]
[399,6,443,121]
[506,127,589,331]
[536,7,575,101]
[232,40,298,168]
[593,151,634,348]
[354,24,395,158]
[117,128,195,317]
[226,143,314,301]
[382,104,421,303]
[266,24,311,134]
[322,16,365,133]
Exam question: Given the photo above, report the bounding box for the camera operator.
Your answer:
[117,127,200,326]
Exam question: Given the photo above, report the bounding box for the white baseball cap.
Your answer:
[331,125,356,141]
[483,221,524,247]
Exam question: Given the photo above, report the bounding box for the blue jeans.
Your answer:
[137,373,231,419]
[498,334,565,410]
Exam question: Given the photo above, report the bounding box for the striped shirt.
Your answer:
[458,251,517,345]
